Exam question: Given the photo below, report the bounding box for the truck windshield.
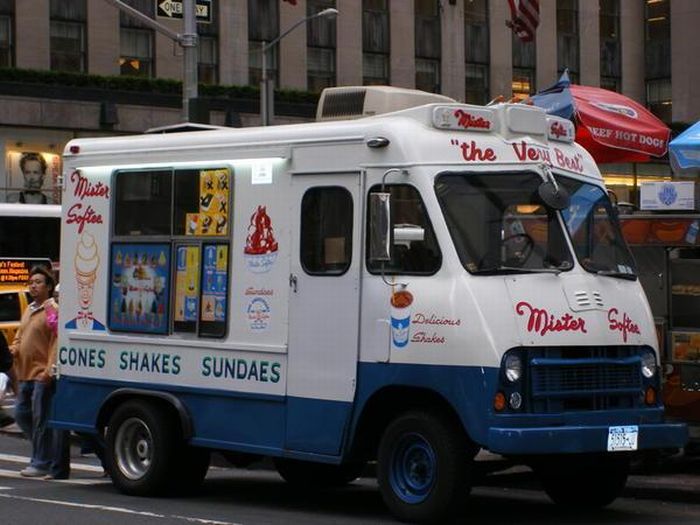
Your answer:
[558,177,637,279]
[435,172,573,275]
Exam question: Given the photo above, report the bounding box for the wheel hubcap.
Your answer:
[390,432,436,504]
[115,417,153,480]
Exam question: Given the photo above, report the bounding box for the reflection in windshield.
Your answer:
[558,178,636,278]
[435,172,573,275]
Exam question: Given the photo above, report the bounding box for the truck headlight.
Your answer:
[504,353,523,383]
[641,351,657,379]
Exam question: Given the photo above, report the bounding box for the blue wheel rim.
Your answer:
[389,432,436,504]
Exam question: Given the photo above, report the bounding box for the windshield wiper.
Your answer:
[595,270,637,281]
[472,265,563,275]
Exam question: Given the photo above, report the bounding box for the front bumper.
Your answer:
[487,422,688,455]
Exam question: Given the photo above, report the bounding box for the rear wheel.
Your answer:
[537,454,630,508]
[274,458,366,488]
[377,411,472,523]
[105,400,207,496]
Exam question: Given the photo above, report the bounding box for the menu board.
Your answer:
[200,244,228,323]
[109,244,170,334]
[186,169,230,236]
[174,245,200,323]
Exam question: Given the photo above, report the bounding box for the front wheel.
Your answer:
[537,454,630,508]
[377,411,472,524]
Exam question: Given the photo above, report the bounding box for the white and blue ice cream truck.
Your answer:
[53,86,686,523]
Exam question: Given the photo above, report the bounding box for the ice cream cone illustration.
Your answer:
[66,231,105,331]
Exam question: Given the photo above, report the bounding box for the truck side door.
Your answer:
[286,174,362,455]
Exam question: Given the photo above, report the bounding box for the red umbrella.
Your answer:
[529,72,670,163]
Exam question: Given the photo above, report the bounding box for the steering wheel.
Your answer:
[502,233,535,266]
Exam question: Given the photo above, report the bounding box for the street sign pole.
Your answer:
[182,0,198,121]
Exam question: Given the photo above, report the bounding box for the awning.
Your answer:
[529,71,670,164]
[669,120,700,172]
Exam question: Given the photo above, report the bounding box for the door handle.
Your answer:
[289,273,298,293]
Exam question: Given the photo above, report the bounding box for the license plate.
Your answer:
[607,425,639,452]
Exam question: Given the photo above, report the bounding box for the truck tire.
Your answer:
[377,411,471,523]
[537,454,630,508]
[274,457,365,488]
[105,400,181,496]
[176,446,210,494]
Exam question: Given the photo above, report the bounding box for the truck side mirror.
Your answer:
[369,192,392,262]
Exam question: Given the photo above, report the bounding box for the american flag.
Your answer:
[507,0,540,42]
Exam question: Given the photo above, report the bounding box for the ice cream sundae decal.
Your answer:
[65,231,106,330]
[390,289,414,348]
[244,205,279,273]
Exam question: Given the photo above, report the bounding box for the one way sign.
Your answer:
[156,0,212,23]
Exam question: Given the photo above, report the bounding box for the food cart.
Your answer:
[620,213,700,451]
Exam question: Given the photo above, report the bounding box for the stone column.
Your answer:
[441,0,465,100]
[389,0,414,88]
[579,0,600,86]
[620,0,645,103]
[336,0,362,86]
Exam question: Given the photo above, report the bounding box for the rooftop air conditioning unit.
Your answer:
[316,86,455,122]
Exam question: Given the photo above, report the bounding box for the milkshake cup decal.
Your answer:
[390,290,414,348]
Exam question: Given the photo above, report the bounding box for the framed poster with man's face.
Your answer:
[5,150,61,204]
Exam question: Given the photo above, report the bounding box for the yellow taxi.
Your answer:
[0,284,31,346]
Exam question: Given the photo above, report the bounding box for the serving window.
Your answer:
[110,167,231,337]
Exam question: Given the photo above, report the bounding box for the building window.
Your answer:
[363,0,389,85]
[307,0,337,93]
[464,0,489,104]
[512,31,536,98]
[646,78,672,123]
[249,0,278,87]
[645,0,670,121]
[0,14,12,67]
[120,28,153,77]
[301,187,353,275]
[196,2,218,85]
[415,0,441,93]
[119,0,154,78]
[50,0,86,72]
[600,0,620,92]
[557,0,579,83]
[198,36,218,84]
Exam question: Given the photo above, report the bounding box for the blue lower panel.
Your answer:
[488,422,688,455]
[52,376,352,459]
[286,397,351,455]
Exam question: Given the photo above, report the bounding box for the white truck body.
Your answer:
[53,96,686,521]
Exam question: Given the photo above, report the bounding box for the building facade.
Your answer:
[0,0,696,203]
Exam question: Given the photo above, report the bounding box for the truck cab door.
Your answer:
[286,174,362,455]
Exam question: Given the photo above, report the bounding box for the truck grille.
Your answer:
[528,346,643,412]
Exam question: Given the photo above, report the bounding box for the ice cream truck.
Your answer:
[53,86,686,523]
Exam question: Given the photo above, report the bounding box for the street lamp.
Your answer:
[260,7,339,126]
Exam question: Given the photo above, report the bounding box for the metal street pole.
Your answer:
[182,0,198,121]
[103,0,198,122]
[260,8,338,126]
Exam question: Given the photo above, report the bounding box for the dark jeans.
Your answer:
[15,380,70,477]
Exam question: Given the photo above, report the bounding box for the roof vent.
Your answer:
[316,86,455,122]
[319,89,367,120]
